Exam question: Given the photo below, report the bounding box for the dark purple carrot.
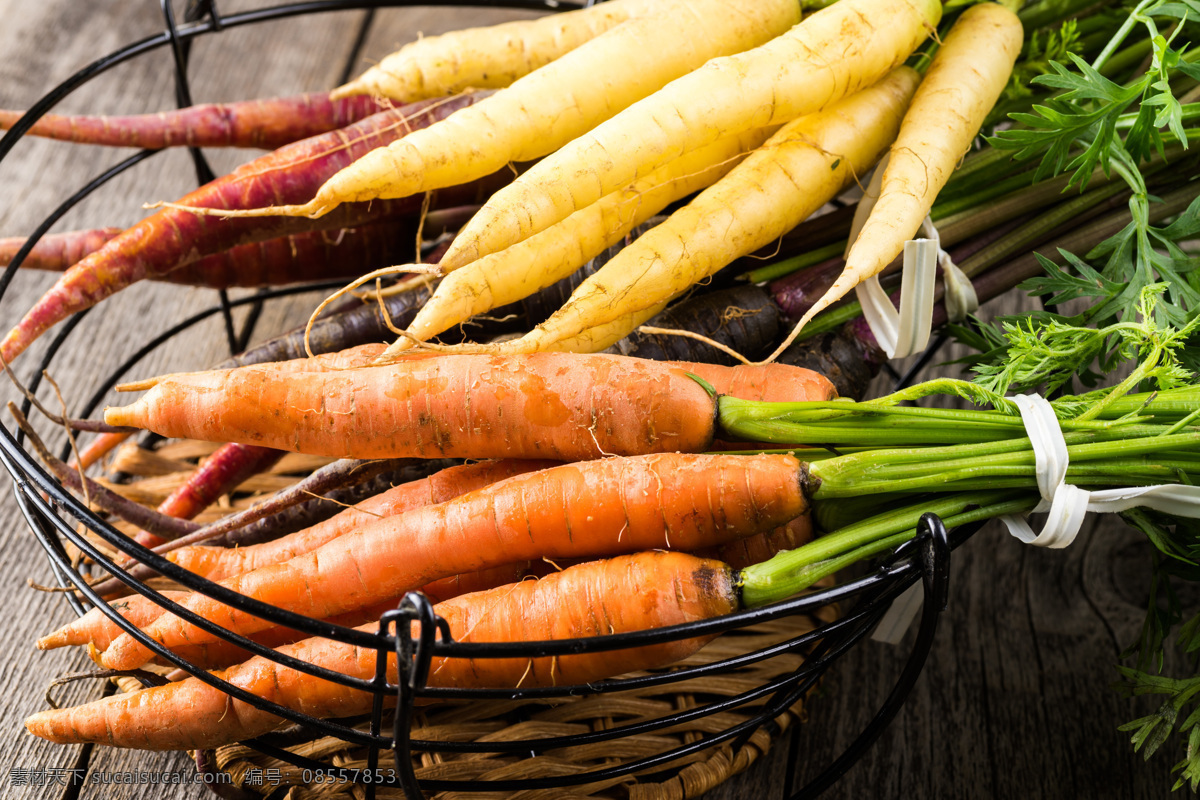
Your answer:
[90,457,417,597]
[610,283,782,364]
[0,92,384,150]
[202,460,456,552]
[767,213,1032,322]
[0,91,495,365]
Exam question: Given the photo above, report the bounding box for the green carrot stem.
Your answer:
[1018,0,1109,30]
[745,530,915,604]
[739,491,1034,606]
[808,431,1200,497]
[1091,0,1154,72]
[742,240,843,284]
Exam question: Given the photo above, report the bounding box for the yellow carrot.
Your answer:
[776,3,1023,354]
[222,0,799,220]
[332,0,661,101]
[479,67,920,355]
[378,126,774,361]
[437,0,940,271]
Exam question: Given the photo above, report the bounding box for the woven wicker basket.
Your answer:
[185,613,838,799]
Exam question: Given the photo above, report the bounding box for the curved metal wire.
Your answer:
[0,3,978,798]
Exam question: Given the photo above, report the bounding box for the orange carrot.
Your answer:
[702,515,812,569]
[0,92,383,150]
[168,458,560,581]
[40,562,540,669]
[28,551,735,750]
[98,451,806,671]
[671,361,837,403]
[105,353,722,462]
[70,430,130,471]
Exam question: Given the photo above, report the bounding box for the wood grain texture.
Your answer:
[0,3,1185,800]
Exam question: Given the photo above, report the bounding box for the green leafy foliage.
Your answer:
[1114,536,1200,792]
[951,285,1200,399]
[986,0,1200,327]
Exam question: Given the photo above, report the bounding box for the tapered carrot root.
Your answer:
[98,452,805,671]
[790,3,1024,339]
[333,0,659,101]
[488,67,920,355]
[131,444,286,548]
[439,0,940,271]
[169,458,560,581]
[255,0,800,219]
[104,353,721,461]
[0,92,489,365]
[28,552,736,750]
[37,594,182,652]
[0,92,383,150]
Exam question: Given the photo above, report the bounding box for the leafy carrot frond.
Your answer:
[954,285,1200,401]
[992,54,1142,187]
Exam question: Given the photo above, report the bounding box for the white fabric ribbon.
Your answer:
[849,157,974,359]
[875,393,1200,643]
[920,217,979,324]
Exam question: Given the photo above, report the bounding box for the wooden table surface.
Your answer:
[0,2,1185,798]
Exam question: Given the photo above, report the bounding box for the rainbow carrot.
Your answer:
[0,92,494,365]
[0,92,383,150]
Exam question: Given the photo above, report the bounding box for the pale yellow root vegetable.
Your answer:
[544,303,669,354]
[223,0,799,220]
[474,67,920,356]
[377,126,775,361]
[437,0,941,271]
[332,0,661,101]
[774,3,1024,358]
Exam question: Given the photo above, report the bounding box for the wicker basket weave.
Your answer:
[154,613,840,799]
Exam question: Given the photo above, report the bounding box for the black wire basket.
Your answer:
[0,2,986,797]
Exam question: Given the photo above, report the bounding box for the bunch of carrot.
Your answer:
[5,0,1142,767]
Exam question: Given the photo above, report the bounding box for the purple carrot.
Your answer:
[90,457,416,596]
[768,213,1033,321]
[131,444,286,549]
[0,91,495,365]
[11,207,477,289]
[0,92,384,150]
[611,283,782,363]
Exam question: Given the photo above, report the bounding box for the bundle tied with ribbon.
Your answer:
[873,393,1200,644]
